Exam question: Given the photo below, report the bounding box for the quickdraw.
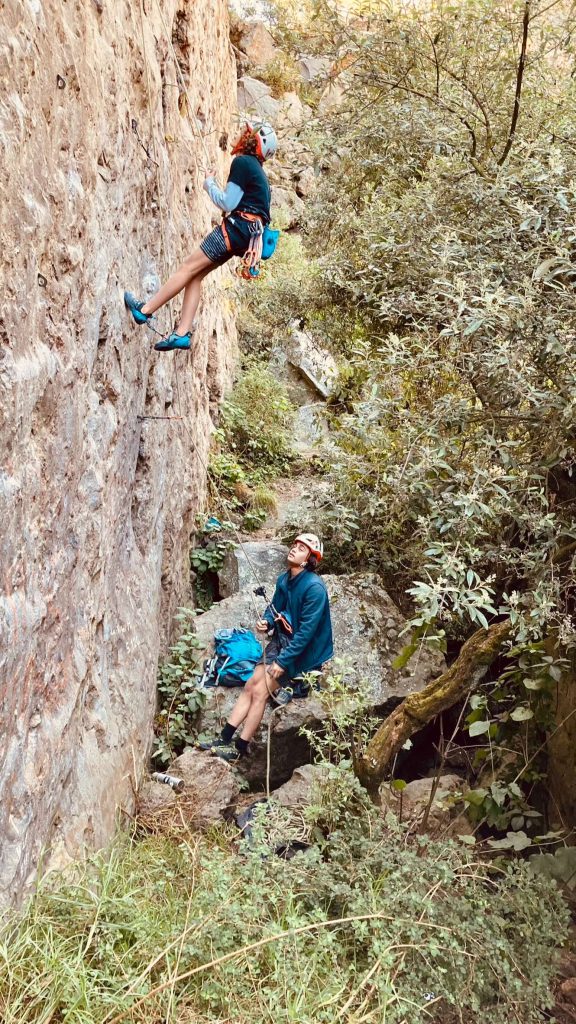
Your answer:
[236,211,264,281]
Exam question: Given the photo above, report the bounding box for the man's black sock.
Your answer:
[221,722,236,744]
[235,737,249,757]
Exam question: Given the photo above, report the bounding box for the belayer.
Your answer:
[123,120,277,351]
[198,534,334,763]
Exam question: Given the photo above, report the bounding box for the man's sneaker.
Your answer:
[124,291,152,325]
[271,687,294,707]
[212,744,242,764]
[196,737,228,752]
[154,331,192,352]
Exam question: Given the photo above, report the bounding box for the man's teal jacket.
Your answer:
[264,569,333,678]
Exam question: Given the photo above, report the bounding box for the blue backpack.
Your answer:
[200,628,263,688]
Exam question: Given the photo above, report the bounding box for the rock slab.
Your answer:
[219,541,288,599]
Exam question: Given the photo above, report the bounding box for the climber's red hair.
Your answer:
[231,123,263,162]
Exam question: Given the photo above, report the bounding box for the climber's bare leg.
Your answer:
[141,248,213,317]
[176,265,215,334]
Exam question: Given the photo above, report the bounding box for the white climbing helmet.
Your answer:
[252,120,278,160]
[294,533,323,562]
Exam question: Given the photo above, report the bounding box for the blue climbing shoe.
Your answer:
[124,291,152,325]
[154,331,192,352]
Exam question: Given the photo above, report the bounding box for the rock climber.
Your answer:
[199,534,334,764]
[123,120,277,351]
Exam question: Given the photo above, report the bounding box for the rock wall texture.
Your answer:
[0,0,237,901]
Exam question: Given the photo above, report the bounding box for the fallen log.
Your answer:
[356,621,511,799]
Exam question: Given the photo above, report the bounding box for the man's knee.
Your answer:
[255,676,278,702]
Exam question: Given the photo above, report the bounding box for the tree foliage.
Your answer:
[253,0,576,817]
[272,0,576,647]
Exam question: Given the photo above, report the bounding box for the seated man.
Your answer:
[199,533,333,763]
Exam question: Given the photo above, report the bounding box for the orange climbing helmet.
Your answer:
[294,533,324,562]
[232,120,278,161]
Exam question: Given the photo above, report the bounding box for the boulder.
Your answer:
[381,774,467,831]
[195,687,327,789]
[560,978,576,1007]
[297,55,331,83]
[136,751,240,830]
[271,186,305,229]
[295,166,317,198]
[284,326,338,398]
[237,21,279,66]
[138,780,177,814]
[273,763,330,808]
[277,91,306,129]
[237,75,281,121]
[293,403,328,454]
[171,749,240,825]
[325,574,446,709]
[318,79,347,116]
[219,541,288,599]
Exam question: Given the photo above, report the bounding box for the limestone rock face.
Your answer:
[0,0,237,902]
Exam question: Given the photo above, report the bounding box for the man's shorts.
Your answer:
[200,216,257,264]
[261,637,321,698]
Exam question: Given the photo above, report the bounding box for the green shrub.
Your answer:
[0,782,568,1024]
[253,54,302,96]
[219,361,295,476]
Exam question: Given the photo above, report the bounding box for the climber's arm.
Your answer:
[203,175,244,214]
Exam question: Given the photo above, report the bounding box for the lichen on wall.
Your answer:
[0,0,237,901]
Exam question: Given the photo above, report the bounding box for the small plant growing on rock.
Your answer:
[153,608,206,766]
[190,518,236,609]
